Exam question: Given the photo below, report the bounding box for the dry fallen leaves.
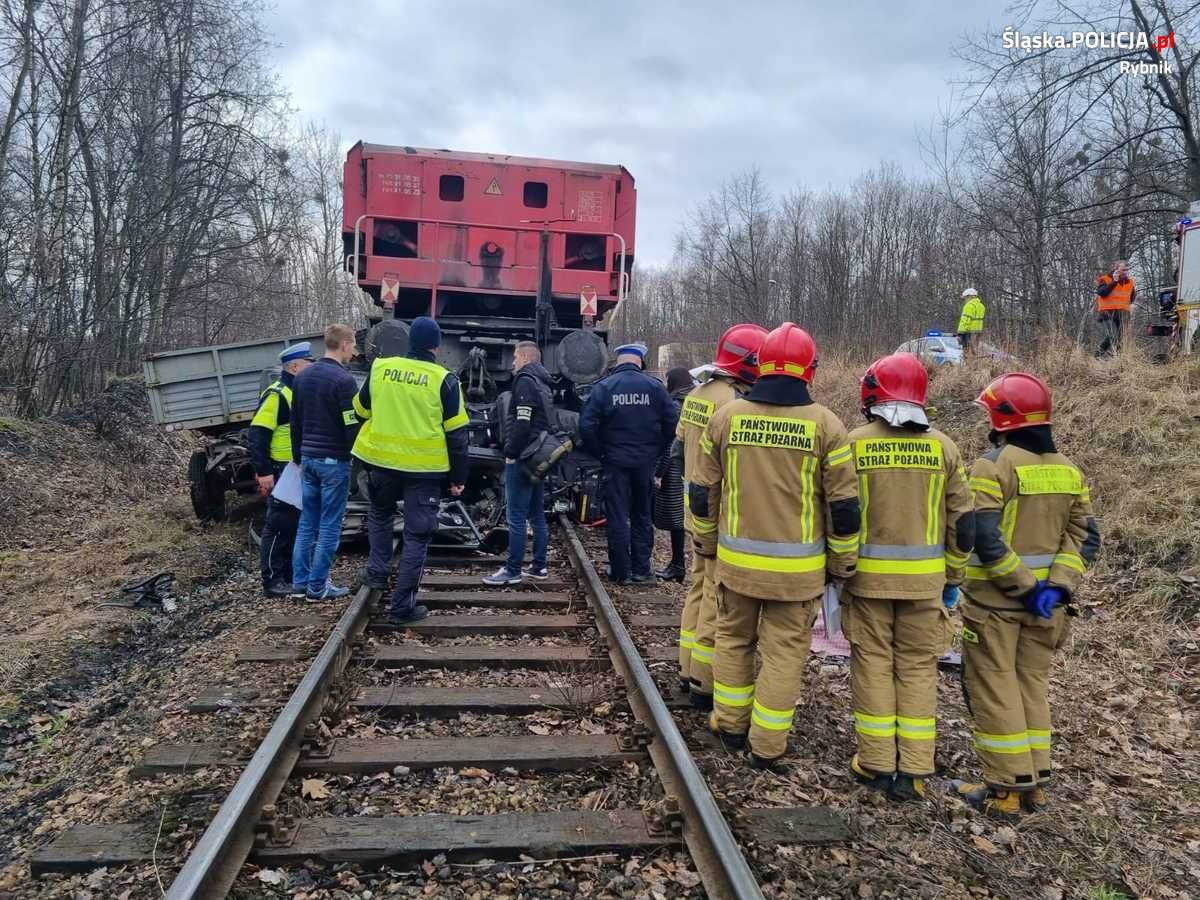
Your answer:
[972,835,1002,855]
[301,777,330,800]
[255,868,285,885]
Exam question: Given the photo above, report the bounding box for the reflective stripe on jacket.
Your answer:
[964,444,1100,609]
[693,398,859,601]
[352,356,469,473]
[845,420,974,601]
[957,296,986,333]
[676,374,746,551]
[250,380,294,466]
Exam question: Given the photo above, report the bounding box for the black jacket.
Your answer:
[503,362,554,459]
[579,362,675,468]
[656,386,688,478]
[290,357,360,462]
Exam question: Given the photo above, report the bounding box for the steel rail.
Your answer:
[559,515,764,900]
[165,585,375,899]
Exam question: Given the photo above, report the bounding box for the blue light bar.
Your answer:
[925,330,942,336]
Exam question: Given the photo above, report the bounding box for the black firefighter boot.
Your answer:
[850,755,894,794]
[951,781,1023,817]
[654,530,687,582]
[889,773,927,803]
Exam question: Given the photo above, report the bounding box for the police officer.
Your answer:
[580,342,675,586]
[674,324,767,708]
[693,323,860,768]
[249,342,312,596]
[352,317,470,625]
[953,373,1099,815]
[844,353,974,802]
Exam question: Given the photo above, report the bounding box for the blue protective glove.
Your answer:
[1024,580,1066,619]
[941,584,959,611]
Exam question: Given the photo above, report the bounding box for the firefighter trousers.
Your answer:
[678,549,705,678]
[960,599,1069,790]
[843,594,945,776]
[712,584,819,760]
[688,554,718,698]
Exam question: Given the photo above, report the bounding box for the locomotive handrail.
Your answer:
[349,212,631,300]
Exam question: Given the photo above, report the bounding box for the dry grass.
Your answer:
[794,339,1200,897]
[813,338,1200,611]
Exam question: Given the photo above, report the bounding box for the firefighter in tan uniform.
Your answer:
[844,353,974,802]
[953,373,1100,815]
[693,323,861,767]
[675,324,767,708]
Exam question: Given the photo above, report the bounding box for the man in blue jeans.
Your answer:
[484,342,552,585]
[289,323,360,601]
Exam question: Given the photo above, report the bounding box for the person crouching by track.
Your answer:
[673,324,766,709]
[692,323,861,769]
[579,342,676,586]
[651,367,695,584]
[843,353,974,802]
[352,316,470,625]
[953,373,1100,815]
[250,342,313,596]
[483,341,554,586]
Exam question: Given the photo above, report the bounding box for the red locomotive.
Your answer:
[342,143,639,534]
[343,143,635,329]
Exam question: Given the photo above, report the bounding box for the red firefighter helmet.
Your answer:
[758,323,817,382]
[860,353,928,412]
[974,372,1053,432]
[713,323,768,384]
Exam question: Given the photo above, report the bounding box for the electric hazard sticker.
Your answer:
[728,415,815,451]
[680,396,715,428]
[484,177,502,195]
[853,438,943,470]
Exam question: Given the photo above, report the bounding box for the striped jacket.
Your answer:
[845,419,975,601]
[964,444,1100,610]
[693,398,859,601]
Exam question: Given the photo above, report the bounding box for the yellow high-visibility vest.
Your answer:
[958,296,985,333]
[352,357,468,473]
[251,380,294,463]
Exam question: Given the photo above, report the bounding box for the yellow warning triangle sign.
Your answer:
[484,177,502,196]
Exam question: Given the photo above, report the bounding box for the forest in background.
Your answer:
[2,0,1198,416]
[615,0,1200,362]
[0,0,366,416]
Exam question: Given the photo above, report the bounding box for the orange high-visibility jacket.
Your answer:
[1095,273,1134,312]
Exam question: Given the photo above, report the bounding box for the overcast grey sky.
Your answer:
[264,1,1001,264]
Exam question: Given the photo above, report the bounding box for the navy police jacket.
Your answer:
[579,362,675,468]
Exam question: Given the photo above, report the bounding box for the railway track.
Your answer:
[32,516,846,898]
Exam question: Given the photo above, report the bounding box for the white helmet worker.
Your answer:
[962,287,979,298]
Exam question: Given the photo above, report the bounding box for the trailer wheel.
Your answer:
[188,450,228,521]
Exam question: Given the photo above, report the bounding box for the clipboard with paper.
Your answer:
[271,462,303,510]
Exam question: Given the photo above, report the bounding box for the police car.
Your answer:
[895,331,964,366]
